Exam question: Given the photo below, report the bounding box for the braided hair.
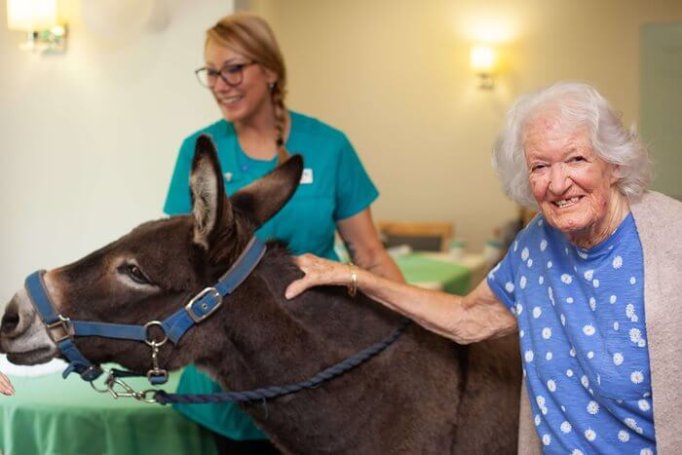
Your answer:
[207,13,289,163]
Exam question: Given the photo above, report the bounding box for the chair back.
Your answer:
[520,207,537,226]
[378,220,454,252]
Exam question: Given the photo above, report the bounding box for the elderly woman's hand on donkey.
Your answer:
[285,254,355,299]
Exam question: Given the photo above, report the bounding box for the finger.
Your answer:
[0,374,14,396]
[292,254,311,267]
[285,279,306,300]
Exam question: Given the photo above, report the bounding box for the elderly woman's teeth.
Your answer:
[555,197,579,207]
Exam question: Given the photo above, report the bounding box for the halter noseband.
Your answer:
[24,236,266,384]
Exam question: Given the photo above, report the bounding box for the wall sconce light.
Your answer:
[6,0,67,53]
[470,44,497,90]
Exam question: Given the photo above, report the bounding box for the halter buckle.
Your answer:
[185,287,222,323]
[46,315,74,343]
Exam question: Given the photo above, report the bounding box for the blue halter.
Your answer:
[24,236,266,384]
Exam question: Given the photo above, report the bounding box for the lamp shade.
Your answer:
[7,0,58,31]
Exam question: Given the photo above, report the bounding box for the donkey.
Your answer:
[0,136,521,454]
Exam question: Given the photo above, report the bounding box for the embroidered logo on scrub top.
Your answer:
[300,168,313,184]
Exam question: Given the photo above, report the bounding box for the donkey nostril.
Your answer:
[1,311,20,334]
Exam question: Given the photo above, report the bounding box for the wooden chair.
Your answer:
[377,220,454,252]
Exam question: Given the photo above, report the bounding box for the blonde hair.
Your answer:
[207,13,289,161]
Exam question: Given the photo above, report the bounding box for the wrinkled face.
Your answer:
[204,40,277,125]
[0,217,203,372]
[523,115,621,246]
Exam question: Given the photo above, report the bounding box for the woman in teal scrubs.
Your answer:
[163,12,403,455]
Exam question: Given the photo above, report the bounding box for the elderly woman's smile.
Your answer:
[553,197,581,207]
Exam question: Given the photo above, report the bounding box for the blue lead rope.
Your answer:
[154,318,411,405]
[24,234,412,404]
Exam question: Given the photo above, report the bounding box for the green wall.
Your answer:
[640,23,682,200]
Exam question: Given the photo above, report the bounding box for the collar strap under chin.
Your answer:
[24,236,267,382]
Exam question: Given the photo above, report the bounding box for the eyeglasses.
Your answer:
[195,61,257,88]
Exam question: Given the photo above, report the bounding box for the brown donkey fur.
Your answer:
[0,136,521,454]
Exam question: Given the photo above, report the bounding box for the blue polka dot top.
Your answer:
[488,213,656,454]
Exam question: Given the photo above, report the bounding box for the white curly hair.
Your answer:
[492,81,651,209]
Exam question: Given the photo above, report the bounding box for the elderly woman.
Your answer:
[286,81,682,454]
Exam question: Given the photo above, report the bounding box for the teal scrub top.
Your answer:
[163,111,379,440]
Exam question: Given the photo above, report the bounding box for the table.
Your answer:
[421,252,489,288]
[395,252,487,294]
[0,360,218,455]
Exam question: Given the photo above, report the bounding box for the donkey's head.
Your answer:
[0,135,302,377]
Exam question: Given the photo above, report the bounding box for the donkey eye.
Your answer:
[119,263,151,285]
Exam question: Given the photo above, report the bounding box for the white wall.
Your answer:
[0,0,234,301]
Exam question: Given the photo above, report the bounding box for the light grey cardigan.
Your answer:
[517,191,682,454]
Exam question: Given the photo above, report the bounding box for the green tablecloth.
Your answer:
[396,253,472,294]
[0,366,218,455]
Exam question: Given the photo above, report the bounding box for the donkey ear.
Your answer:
[230,154,303,227]
[190,135,233,249]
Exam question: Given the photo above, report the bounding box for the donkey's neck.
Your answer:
[194,247,337,390]
[187,245,407,454]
